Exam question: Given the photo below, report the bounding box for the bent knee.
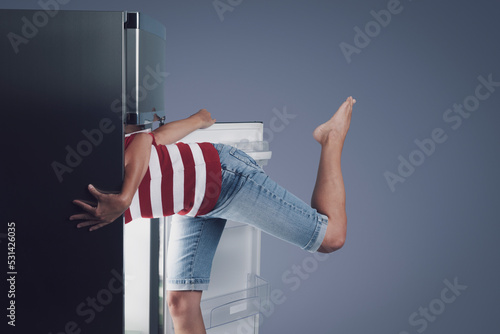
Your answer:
[318,234,345,253]
[167,291,202,318]
[317,215,347,253]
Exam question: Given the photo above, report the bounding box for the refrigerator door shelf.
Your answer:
[180,122,266,143]
[247,150,273,167]
[202,275,269,330]
[178,122,273,167]
[166,275,269,332]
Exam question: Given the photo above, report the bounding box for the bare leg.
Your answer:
[167,291,206,334]
[311,96,356,253]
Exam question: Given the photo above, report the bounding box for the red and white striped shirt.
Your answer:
[123,133,222,224]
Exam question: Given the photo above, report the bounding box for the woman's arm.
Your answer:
[152,109,216,145]
[70,109,216,231]
[70,132,153,231]
[122,132,153,204]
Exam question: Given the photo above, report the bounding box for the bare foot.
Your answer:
[313,96,356,146]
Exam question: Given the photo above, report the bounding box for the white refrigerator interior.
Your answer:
[124,217,151,334]
[124,122,272,334]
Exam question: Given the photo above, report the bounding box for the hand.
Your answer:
[69,184,130,231]
[191,109,216,129]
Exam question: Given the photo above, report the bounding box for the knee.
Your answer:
[318,235,345,253]
[167,291,201,319]
[318,219,347,253]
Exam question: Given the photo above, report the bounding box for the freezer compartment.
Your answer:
[201,275,270,330]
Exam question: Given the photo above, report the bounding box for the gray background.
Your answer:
[3,0,499,333]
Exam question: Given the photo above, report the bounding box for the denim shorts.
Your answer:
[166,143,328,291]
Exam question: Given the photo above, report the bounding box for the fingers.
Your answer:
[70,184,117,232]
[72,199,97,214]
[74,220,108,232]
[88,222,110,232]
[69,213,97,221]
[71,197,99,230]
[70,214,111,231]
[75,220,98,228]
[70,213,110,231]
[87,184,103,200]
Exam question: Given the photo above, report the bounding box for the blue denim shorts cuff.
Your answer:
[304,213,329,253]
[166,278,210,291]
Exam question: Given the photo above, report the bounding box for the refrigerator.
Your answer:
[1,9,166,333]
[124,123,273,334]
[1,8,272,334]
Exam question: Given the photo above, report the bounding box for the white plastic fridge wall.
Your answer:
[124,217,151,334]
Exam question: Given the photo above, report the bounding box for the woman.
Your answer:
[70,96,356,333]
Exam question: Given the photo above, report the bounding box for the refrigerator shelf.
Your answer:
[201,274,270,330]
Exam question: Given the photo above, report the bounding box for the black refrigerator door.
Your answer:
[1,10,125,333]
